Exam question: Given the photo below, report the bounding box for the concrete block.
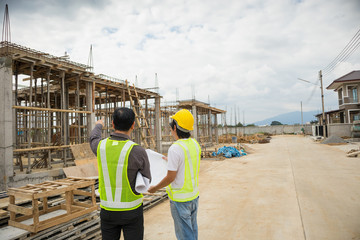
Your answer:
[9,169,65,188]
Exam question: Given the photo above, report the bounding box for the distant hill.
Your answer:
[253,111,319,126]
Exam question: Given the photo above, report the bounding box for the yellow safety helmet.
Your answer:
[170,109,194,132]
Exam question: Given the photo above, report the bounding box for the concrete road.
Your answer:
[143,135,360,240]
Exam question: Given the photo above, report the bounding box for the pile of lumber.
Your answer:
[219,133,271,144]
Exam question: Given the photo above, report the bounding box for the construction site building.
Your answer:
[0,42,162,191]
[161,99,226,151]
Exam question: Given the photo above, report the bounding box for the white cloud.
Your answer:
[5,0,360,123]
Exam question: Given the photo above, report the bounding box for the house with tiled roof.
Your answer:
[317,70,360,124]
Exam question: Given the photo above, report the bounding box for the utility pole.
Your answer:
[234,105,237,135]
[155,73,159,94]
[301,101,303,127]
[319,70,326,137]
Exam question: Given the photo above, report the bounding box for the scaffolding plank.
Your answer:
[63,164,98,178]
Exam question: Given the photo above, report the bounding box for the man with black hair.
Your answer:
[148,109,201,240]
[89,107,151,240]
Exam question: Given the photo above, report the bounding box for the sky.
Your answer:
[4,0,360,124]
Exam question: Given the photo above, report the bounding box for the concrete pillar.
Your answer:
[27,64,34,174]
[155,96,162,153]
[192,105,198,140]
[0,57,13,191]
[46,68,52,169]
[208,109,212,142]
[215,114,219,143]
[86,81,95,137]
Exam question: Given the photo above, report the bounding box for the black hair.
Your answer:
[112,107,135,131]
[170,120,191,139]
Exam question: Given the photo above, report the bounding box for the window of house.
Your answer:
[347,86,358,103]
[338,88,343,105]
[352,87,358,103]
[350,111,360,123]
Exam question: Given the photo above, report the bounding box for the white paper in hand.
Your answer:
[145,149,167,186]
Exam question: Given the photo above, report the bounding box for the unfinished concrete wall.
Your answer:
[328,123,352,137]
[0,57,14,191]
[218,124,313,135]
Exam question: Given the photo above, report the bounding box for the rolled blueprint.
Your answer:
[135,171,150,193]
[145,149,167,186]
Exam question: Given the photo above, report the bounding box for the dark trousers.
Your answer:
[100,205,144,240]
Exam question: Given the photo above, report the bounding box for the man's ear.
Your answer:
[112,120,115,129]
[131,121,135,129]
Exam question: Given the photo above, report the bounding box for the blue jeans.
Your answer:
[170,197,199,240]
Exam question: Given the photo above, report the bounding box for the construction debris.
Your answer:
[212,146,247,158]
[346,149,360,157]
[219,133,271,144]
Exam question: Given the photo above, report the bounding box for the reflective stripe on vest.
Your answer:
[167,138,200,201]
[99,138,142,209]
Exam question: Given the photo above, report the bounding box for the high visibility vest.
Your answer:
[166,138,201,202]
[97,138,143,211]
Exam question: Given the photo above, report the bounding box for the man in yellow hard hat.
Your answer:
[148,109,201,240]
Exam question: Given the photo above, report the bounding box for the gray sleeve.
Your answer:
[129,145,152,182]
[89,124,103,156]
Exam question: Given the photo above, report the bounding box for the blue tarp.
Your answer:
[212,146,247,158]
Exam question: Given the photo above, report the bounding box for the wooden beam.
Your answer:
[13,145,70,153]
[12,105,91,114]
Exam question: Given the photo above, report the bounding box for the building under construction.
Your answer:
[0,41,162,191]
[0,41,226,191]
[161,99,226,149]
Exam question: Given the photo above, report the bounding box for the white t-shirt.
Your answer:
[167,142,186,189]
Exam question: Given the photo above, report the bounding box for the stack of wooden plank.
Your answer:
[7,178,97,233]
[2,211,100,240]
[1,187,168,239]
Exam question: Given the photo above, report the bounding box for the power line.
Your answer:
[322,26,360,76]
[323,27,360,75]
[305,78,320,104]
[323,37,360,76]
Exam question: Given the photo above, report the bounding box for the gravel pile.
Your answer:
[321,135,346,144]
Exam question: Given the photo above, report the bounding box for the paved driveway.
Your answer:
[144,135,360,240]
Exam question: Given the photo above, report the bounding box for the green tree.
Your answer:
[236,122,243,127]
[271,121,282,126]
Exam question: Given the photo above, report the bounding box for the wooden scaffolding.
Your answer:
[0,41,162,186]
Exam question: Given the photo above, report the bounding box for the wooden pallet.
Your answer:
[7,178,97,233]
[2,211,100,240]
[143,189,168,211]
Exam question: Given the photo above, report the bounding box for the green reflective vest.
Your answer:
[166,138,201,202]
[97,138,143,211]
